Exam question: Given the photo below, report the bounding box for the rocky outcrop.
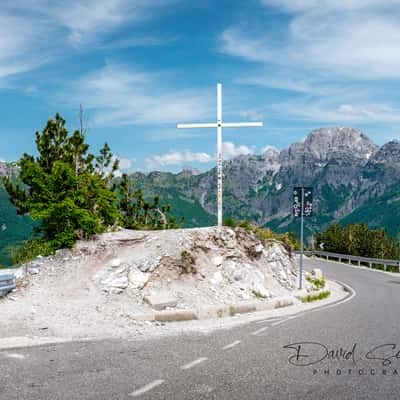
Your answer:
[87,227,302,310]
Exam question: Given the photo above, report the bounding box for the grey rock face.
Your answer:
[181,127,396,233]
[369,140,400,164]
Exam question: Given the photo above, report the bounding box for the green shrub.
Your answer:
[299,290,330,303]
[224,218,299,252]
[306,275,326,290]
[11,239,55,265]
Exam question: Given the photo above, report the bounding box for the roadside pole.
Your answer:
[293,186,313,290]
[299,187,304,290]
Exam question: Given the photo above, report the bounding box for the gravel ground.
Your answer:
[0,227,314,341]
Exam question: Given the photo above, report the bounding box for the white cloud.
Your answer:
[222,1,400,126]
[0,1,175,81]
[268,99,400,123]
[143,141,256,171]
[260,0,400,13]
[222,3,400,79]
[116,157,135,169]
[222,142,254,158]
[145,150,213,169]
[67,63,212,126]
[238,109,264,121]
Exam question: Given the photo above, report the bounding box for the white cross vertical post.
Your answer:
[217,83,223,226]
[177,83,263,227]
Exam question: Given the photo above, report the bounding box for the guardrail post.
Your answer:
[348,258,351,265]
[398,261,400,273]
[384,264,387,271]
[358,260,361,266]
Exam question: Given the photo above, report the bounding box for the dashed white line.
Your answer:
[254,317,283,324]
[180,357,208,370]
[129,379,165,397]
[271,316,297,326]
[2,352,25,360]
[222,340,241,350]
[251,326,269,335]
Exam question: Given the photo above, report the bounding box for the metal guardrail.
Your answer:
[0,274,16,297]
[295,250,400,272]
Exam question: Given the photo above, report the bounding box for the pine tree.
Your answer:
[116,173,183,230]
[3,113,118,251]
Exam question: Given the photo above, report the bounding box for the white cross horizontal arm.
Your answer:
[177,123,217,129]
[177,122,263,129]
[221,122,263,128]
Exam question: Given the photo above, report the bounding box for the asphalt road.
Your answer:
[1,258,400,400]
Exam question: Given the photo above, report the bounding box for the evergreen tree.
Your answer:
[116,173,183,230]
[3,113,118,250]
[316,222,400,260]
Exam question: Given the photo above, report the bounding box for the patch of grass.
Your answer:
[300,290,331,303]
[252,289,268,299]
[223,218,299,252]
[306,276,326,290]
[11,239,55,265]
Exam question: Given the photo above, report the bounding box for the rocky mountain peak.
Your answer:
[302,127,379,162]
[370,140,400,164]
[0,161,17,178]
[261,146,280,159]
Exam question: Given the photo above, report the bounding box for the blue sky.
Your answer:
[1,0,400,173]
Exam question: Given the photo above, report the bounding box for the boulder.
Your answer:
[109,258,122,268]
[212,256,224,267]
[143,292,178,311]
[109,277,128,289]
[210,271,224,285]
[29,268,40,275]
[129,269,149,290]
[311,268,323,280]
[252,283,270,298]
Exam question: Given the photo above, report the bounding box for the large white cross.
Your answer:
[177,83,263,227]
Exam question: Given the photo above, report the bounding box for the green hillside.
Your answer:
[341,184,400,239]
[0,187,35,266]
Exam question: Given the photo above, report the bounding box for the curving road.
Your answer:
[1,258,400,399]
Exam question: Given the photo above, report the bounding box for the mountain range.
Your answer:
[129,127,400,239]
[0,126,399,265]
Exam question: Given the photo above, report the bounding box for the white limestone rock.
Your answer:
[129,269,149,290]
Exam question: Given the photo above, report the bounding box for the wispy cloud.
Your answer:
[260,0,400,13]
[67,63,213,126]
[221,1,400,125]
[144,150,213,170]
[0,1,176,82]
[143,141,257,171]
[222,142,255,158]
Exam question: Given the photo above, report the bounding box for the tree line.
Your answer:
[3,113,182,263]
[315,223,400,260]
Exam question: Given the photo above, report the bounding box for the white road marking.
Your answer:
[222,340,241,350]
[180,357,208,370]
[267,281,356,328]
[129,380,165,397]
[315,280,356,311]
[2,352,25,360]
[251,326,269,335]
[254,317,283,324]
[271,316,297,326]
